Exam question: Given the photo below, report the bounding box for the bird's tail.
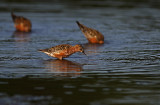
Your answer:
[76,21,86,30]
[76,21,81,26]
[11,11,17,22]
[38,49,44,52]
[38,49,49,53]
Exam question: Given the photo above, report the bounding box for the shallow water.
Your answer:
[0,0,160,105]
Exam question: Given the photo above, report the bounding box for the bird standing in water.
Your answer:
[11,12,32,32]
[39,44,86,60]
[76,21,104,44]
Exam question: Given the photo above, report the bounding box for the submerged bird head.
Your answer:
[74,44,86,55]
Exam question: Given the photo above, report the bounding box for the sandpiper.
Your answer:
[39,44,86,60]
[76,21,104,44]
[11,12,32,32]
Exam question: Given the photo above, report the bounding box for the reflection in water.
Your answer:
[83,43,103,55]
[12,31,31,42]
[44,59,82,76]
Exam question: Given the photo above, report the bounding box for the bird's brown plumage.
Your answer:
[76,21,104,44]
[39,44,85,60]
[11,12,32,32]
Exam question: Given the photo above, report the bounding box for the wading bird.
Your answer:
[39,44,86,60]
[11,12,32,32]
[76,21,104,44]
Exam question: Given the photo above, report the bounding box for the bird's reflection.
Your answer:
[83,43,103,55]
[12,31,31,42]
[44,59,82,76]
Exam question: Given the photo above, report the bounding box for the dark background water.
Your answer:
[0,0,160,105]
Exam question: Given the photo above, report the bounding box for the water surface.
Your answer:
[0,0,160,105]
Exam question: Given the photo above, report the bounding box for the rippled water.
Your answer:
[0,0,160,105]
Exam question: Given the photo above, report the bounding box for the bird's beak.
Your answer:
[82,51,86,55]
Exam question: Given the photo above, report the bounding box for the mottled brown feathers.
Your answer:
[76,21,104,44]
[11,12,32,32]
[39,44,85,60]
